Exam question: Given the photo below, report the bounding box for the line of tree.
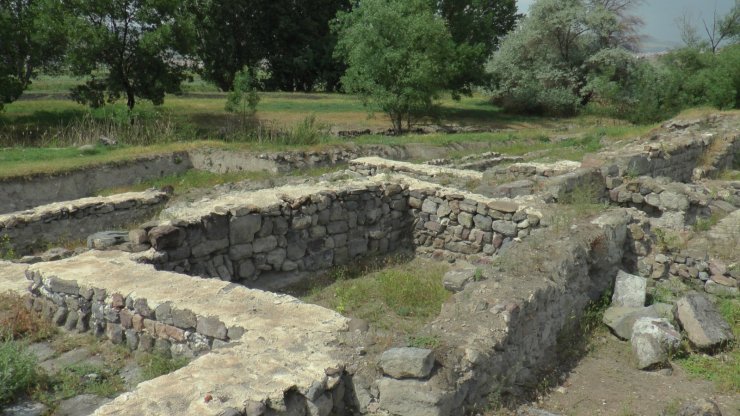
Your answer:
[0,0,518,115]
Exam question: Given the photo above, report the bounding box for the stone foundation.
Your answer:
[0,190,168,256]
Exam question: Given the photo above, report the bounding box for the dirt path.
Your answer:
[531,334,739,416]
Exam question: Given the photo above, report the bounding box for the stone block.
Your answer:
[171,308,197,329]
[196,316,228,340]
[229,214,261,244]
[675,293,734,349]
[148,225,185,250]
[612,270,647,308]
[631,317,681,369]
[377,378,453,416]
[379,347,434,379]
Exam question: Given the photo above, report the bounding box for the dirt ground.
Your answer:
[515,333,739,416]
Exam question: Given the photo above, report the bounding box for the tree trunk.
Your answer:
[126,89,135,111]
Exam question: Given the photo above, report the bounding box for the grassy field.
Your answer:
[0,74,700,180]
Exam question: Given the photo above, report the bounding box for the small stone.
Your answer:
[442,268,475,293]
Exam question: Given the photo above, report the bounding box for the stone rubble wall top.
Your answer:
[23,251,348,416]
[0,189,167,228]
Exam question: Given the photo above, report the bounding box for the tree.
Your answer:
[189,0,349,92]
[225,66,261,125]
[488,0,643,115]
[436,0,519,90]
[677,1,740,53]
[333,0,461,133]
[0,0,66,110]
[64,0,193,111]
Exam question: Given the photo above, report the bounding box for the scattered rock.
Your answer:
[442,268,475,292]
[86,231,129,250]
[39,348,93,375]
[675,293,735,350]
[0,400,49,416]
[517,407,563,416]
[54,394,111,416]
[704,280,739,297]
[377,378,453,416]
[630,317,681,369]
[379,347,434,379]
[26,342,56,362]
[678,398,722,416]
[612,270,647,308]
[40,247,74,262]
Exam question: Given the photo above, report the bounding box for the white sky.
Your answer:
[516,0,736,51]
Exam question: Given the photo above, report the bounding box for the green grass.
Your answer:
[39,363,124,402]
[303,258,450,333]
[137,352,189,382]
[676,297,739,393]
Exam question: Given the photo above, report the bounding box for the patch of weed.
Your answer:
[137,352,189,382]
[0,337,39,404]
[39,363,124,402]
[407,335,441,349]
[0,292,56,341]
[0,234,16,260]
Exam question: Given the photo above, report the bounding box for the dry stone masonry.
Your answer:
[0,190,168,256]
[133,175,542,289]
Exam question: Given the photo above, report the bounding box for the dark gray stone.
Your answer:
[52,394,112,416]
[86,231,129,250]
[379,347,434,379]
[675,293,735,349]
[196,316,228,340]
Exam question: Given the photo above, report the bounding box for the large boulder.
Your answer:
[630,317,681,369]
[442,268,475,293]
[379,347,434,379]
[611,270,646,308]
[603,304,671,340]
[674,293,734,350]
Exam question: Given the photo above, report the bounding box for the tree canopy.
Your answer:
[0,0,66,110]
[64,0,193,110]
[333,0,461,133]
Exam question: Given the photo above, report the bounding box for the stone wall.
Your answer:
[11,251,350,416]
[0,190,168,256]
[138,177,542,290]
[355,209,633,416]
[0,153,190,214]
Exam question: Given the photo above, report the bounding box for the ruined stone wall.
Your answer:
[140,178,542,289]
[26,272,230,358]
[0,153,190,214]
[362,210,632,416]
[0,190,168,256]
[144,183,414,290]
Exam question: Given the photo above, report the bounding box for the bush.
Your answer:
[0,292,56,341]
[0,337,39,404]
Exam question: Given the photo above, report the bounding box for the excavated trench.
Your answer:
[1,114,738,415]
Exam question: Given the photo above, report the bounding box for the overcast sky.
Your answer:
[516,0,736,52]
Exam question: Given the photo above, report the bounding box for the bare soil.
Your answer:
[506,333,739,416]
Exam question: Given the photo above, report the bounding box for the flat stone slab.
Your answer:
[22,251,349,416]
[0,261,30,294]
[55,394,112,416]
[351,156,483,181]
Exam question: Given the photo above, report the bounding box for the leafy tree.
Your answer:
[488,0,643,115]
[334,0,461,133]
[188,0,272,91]
[436,0,519,90]
[263,0,350,92]
[189,0,349,92]
[64,0,193,110]
[0,0,66,110]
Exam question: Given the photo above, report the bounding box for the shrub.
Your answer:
[0,292,56,341]
[0,337,39,404]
